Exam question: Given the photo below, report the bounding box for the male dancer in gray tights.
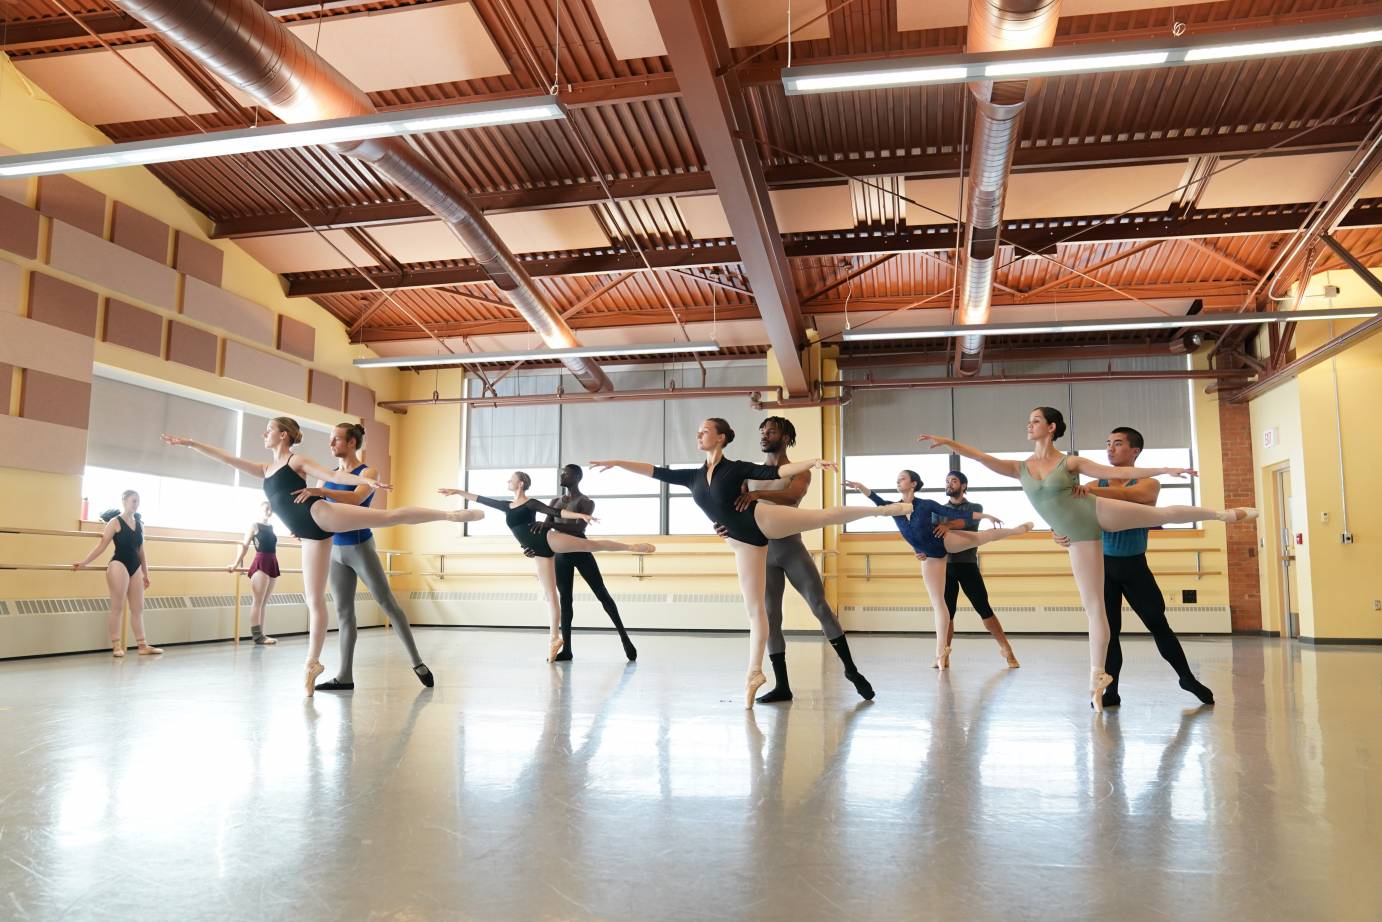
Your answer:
[718,417,874,703]
[312,422,433,691]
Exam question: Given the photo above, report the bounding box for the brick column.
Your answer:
[1218,398,1263,632]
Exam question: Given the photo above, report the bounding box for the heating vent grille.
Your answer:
[14,597,110,614]
[188,595,252,608]
[667,593,741,604]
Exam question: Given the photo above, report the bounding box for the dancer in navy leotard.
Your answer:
[229,501,280,645]
[441,472,655,662]
[593,417,911,708]
[73,489,162,657]
[845,471,1031,669]
[163,416,483,697]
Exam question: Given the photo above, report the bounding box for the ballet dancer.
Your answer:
[227,501,279,645]
[72,490,162,656]
[535,463,639,663]
[1053,427,1215,708]
[439,475,654,663]
[298,422,436,691]
[843,473,1031,669]
[918,407,1256,711]
[716,417,874,703]
[940,471,1021,668]
[162,417,482,696]
[592,417,911,709]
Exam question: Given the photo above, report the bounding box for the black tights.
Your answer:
[556,552,636,658]
[943,561,997,621]
[1104,553,1195,693]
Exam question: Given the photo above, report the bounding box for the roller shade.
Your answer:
[87,376,238,485]
[663,363,768,464]
[1069,356,1192,449]
[843,364,952,455]
[559,369,664,466]
[952,362,1072,452]
[465,372,559,469]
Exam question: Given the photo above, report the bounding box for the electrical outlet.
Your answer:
[1374,600,1381,611]
[1321,511,1329,523]
[1341,533,1354,544]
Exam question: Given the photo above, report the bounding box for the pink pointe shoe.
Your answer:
[745,669,767,709]
[1091,670,1113,712]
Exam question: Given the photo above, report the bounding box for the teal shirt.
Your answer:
[1100,478,1150,557]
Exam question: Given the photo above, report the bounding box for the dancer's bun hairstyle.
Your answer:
[1034,406,1067,440]
[707,417,735,446]
[272,416,303,445]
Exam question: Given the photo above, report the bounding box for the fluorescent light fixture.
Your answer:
[839,306,1382,342]
[782,16,1382,94]
[0,96,565,179]
[353,341,722,369]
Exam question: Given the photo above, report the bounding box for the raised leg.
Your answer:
[754,502,905,541]
[1093,496,1255,532]
[312,501,483,533]
[548,532,654,554]
[919,556,951,666]
[941,523,1032,553]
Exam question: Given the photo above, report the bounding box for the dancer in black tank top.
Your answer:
[593,416,909,709]
[441,470,656,663]
[163,416,484,697]
[229,501,280,645]
[73,490,162,657]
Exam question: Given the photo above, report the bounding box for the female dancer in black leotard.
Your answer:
[72,490,162,657]
[163,416,483,696]
[593,417,911,708]
[228,501,280,645]
[440,473,655,662]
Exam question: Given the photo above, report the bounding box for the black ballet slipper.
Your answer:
[845,670,876,701]
[553,650,573,662]
[1178,677,1214,705]
[413,664,435,688]
[621,640,638,662]
[756,685,794,704]
[315,678,354,692]
[1090,691,1121,710]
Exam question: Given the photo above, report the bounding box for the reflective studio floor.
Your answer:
[1,629,1379,922]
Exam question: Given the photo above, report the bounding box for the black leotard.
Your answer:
[652,459,781,546]
[475,495,567,558]
[250,522,278,554]
[110,515,142,576]
[263,464,333,541]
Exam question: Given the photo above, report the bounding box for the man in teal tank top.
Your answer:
[1057,427,1213,707]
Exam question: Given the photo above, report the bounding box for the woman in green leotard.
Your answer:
[919,407,1257,712]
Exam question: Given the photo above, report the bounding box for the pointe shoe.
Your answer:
[1000,645,1020,668]
[449,509,485,523]
[1017,522,1035,534]
[111,640,125,658]
[629,543,656,554]
[880,502,912,516]
[1090,670,1113,712]
[1233,508,1260,523]
[547,635,565,663]
[933,645,951,670]
[305,659,325,697]
[745,669,767,709]
[136,641,163,655]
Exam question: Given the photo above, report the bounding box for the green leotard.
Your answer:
[1019,455,1102,542]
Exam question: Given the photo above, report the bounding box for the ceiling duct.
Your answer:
[112,0,612,393]
[955,0,1062,375]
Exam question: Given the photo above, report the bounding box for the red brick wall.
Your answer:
[1218,398,1263,631]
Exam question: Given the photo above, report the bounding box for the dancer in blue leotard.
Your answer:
[844,471,1031,669]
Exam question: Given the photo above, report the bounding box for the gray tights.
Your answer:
[765,534,844,656]
[330,538,422,682]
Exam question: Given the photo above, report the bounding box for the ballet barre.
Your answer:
[845,547,1220,581]
[417,548,838,581]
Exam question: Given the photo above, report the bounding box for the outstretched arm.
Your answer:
[438,488,508,511]
[292,454,389,491]
[1082,478,1161,504]
[777,458,836,480]
[1067,455,1195,483]
[73,520,118,568]
[590,460,657,479]
[917,434,1020,479]
[735,469,810,511]
[162,435,266,480]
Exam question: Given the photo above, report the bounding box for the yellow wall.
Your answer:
[0,54,402,608]
[1249,268,1382,640]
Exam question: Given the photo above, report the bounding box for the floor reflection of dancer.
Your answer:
[592,417,910,709]
[940,471,1020,668]
[440,474,654,663]
[307,422,435,691]
[228,501,279,645]
[536,464,639,663]
[719,417,874,703]
[1054,427,1215,708]
[844,472,1030,670]
[72,489,162,657]
[163,417,482,696]
[919,407,1255,711]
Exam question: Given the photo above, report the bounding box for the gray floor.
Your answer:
[1,628,1378,922]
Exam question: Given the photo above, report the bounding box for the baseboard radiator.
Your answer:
[841,604,1232,634]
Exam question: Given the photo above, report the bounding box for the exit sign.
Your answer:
[1263,427,1279,449]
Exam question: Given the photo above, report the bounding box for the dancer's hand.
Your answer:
[714,523,730,538]
[1070,484,1091,497]
[588,460,617,472]
[142,574,151,590]
[292,487,322,503]
[70,562,82,570]
[1163,467,1197,479]
[523,547,537,558]
[917,434,951,451]
[809,459,838,472]
[437,488,464,497]
[362,478,391,491]
[932,522,952,538]
[161,434,194,447]
[842,480,871,497]
[915,552,928,560]
[734,490,760,512]
[981,513,1004,526]
[576,513,597,524]
[1052,533,1072,548]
